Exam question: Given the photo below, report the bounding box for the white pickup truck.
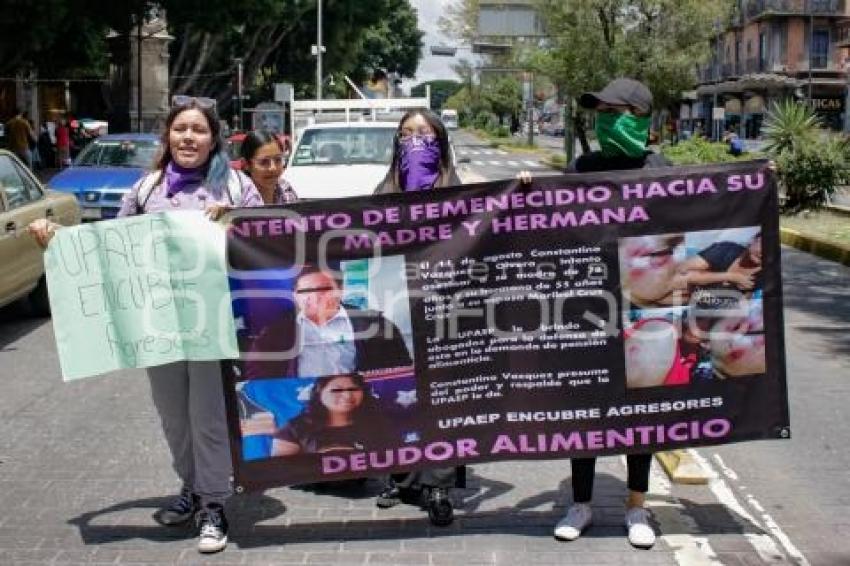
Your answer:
[283,97,434,199]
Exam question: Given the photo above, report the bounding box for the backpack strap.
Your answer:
[227,169,244,205]
[136,172,161,211]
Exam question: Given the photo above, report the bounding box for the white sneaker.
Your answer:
[553,503,593,541]
[625,506,656,549]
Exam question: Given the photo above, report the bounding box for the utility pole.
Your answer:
[315,0,323,101]
[808,0,814,104]
[136,3,143,133]
[234,57,244,131]
[712,19,721,142]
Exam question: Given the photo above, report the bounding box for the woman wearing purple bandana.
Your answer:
[374,109,465,526]
[30,99,263,554]
[375,109,461,194]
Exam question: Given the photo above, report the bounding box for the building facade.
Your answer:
[689,0,850,138]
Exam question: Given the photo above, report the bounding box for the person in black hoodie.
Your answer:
[372,109,465,527]
[554,78,670,550]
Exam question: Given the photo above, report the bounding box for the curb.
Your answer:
[655,450,713,484]
[780,227,850,267]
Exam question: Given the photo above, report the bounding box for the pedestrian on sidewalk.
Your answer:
[5,108,36,168]
[553,77,671,550]
[373,109,466,527]
[55,117,71,167]
[28,95,265,554]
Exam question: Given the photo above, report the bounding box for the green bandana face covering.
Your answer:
[595,111,651,158]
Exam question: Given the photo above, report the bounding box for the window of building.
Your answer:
[759,32,768,71]
[811,29,830,69]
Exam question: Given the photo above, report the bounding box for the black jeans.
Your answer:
[570,454,651,503]
[391,466,466,491]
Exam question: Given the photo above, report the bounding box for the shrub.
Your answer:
[762,99,821,155]
[777,135,847,214]
[661,136,754,165]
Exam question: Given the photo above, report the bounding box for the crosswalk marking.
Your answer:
[507,160,520,167]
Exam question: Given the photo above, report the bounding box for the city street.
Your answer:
[1,153,848,565]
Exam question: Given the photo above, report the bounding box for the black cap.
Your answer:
[579,78,653,114]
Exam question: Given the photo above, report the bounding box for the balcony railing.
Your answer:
[744,0,846,20]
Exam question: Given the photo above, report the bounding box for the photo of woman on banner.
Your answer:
[623,293,766,388]
[702,296,766,379]
[269,373,394,456]
[243,263,413,380]
[619,233,688,309]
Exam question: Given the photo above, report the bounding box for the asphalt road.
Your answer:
[0,156,848,564]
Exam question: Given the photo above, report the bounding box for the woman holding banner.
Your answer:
[553,78,672,550]
[238,130,298,205]
[29,96,264,554]
[373,108,465,526]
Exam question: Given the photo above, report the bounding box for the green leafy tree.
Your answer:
[411,80,463,111]
[480,75,521,126]
[353,0,423,82]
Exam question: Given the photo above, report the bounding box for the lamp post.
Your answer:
[712,19,722,142]
[234,57,244,131]
[313,0,324,101]
[808,0,814,104]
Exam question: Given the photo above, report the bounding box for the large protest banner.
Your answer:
[222,160,788,491]
[46,211,238,380]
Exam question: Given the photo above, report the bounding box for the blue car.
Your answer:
[48,133,160,220]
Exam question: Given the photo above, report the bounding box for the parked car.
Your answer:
[226,132,291,170]
[47,133,160,221]
[0,150,81,315]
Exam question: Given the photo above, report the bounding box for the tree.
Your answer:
[524,0,734,111]
[411,80,462,111]
[353,0,423,83]
[479,76,521,125]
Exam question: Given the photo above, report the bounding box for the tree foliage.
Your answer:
[0,0,424,110]
[411,80,463,111]
[525,0,733,109]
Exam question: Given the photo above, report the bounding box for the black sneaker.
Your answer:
[196,503,228,554]
[156,486,199,526]
[427,487,454,527]
[376,484,402,508]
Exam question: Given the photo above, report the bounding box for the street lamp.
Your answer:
[312,0,325,101]
[713,18,722,142]
[233,57,244,131]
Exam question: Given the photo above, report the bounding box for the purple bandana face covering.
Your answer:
[399,135,441,192]
[165,161,205,197]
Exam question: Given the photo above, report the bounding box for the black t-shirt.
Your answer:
[276,420,371,454]
[699,241,746,272]
[567,150,671,173]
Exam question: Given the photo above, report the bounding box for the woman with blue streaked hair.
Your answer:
[30,96,264,555]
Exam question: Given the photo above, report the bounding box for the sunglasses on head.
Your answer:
[171,95,217,110]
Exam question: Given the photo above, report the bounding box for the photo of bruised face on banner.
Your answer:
[619,227,763,310]
[623,296,766,389]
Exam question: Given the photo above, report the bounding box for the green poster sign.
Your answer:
[45,211,238,381]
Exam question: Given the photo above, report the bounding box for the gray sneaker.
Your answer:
[156,487,199,526]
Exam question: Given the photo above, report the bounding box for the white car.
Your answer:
[283,122,397,199]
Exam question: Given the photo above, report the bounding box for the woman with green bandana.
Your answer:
[555,78,670,550]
